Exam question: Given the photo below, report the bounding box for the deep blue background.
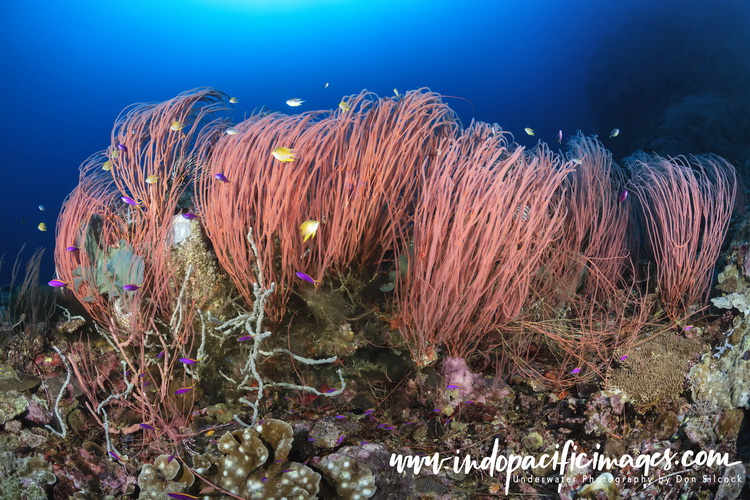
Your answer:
[1,0,748,284]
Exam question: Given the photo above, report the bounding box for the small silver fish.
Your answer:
[286,98,305,107]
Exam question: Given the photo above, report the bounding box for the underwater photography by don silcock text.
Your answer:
[0,0,749,499]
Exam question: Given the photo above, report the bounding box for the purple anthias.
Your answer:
[167,494,199,500]
[121,196,139,206]
[122,284,141,291]
[66,246,79,252]
[214,173,229,182]
[48,279,68,287]
[295,272,318,284]
[182,212,198,219]
[117,143,127,152]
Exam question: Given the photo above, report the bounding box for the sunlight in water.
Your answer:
[193,0,353,13]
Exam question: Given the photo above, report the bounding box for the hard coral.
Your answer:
[209,419,320,499]
[168,214,232,312]
[318,454,376,500]
[312,443,412,499]
[689,322,750,409]
[0,452,56,500]
[605,334,702,411]
[137,454,195,499]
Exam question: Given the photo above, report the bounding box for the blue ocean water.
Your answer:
[0,0,748,284]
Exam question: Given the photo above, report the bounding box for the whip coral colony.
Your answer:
[51,88,737,482]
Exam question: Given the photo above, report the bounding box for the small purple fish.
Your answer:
[684,325,694,331]
[434,408,442,413]
[360,441,369,445]
[167,494,201,500]
[122,283,142,291]
[182,212,198,219]
[116,143,127,152]
[282,469,294,473]
[618,190,628,203]
[48,279,68,288]
[121,196,139,206]
[308,438,316,441]
[335,434,346,445]
[295,271,319,285]
[139,423,159,431]
[385,426,396,430]
[364,408,375,415]
[167,454,176,463]
[334,415,346,419]
[66,246,79,252]
[464,400,475,404]
[619,355,629,361]
[157,351,165,358]
[214,173,229,183]
[179,357,199,365]
[570,368,581,374]
[109,450,126,463]
[238,335,254,341]
[325,388,337,394]
[175,384,196,395]
[445,384,460,390]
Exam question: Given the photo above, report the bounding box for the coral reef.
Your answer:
[689,326,750,409]
[605,334,703,411]
[0,389,28,425]
[317,453,376,500]
[0,452,56,500]
[692,218,750,409]
[137,454,195,499]
[209,419,320,499]
[3,88,742,500]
